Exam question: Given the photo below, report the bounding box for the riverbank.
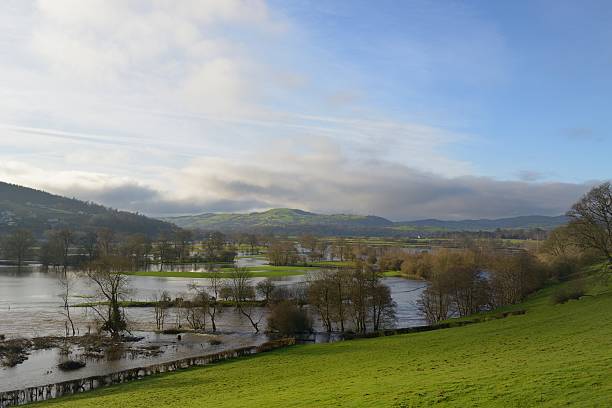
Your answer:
[30,268,612,407]
[0,338,295,408]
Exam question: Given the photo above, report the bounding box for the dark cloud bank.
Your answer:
[63,163,597,221]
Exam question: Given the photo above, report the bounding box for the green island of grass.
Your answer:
[123,265,313,279]
[34,265,612,407]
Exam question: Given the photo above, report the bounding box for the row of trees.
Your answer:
[416,249,546,323]
[0,227,241,271]
[307,264,396,333]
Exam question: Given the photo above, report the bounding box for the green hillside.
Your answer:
[163,208,567,235]
[0,181,176,237]
[164,208,393,232]
[35,267,612,407]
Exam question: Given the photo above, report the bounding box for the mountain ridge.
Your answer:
[163,208,568,235]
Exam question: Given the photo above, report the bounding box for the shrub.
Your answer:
[267,301,312,336]
[58,360,86,370]
[552,285,585,304]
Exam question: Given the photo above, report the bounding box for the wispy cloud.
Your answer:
[0,1,601,219]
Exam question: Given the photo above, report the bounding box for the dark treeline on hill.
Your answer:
[163,208,568,237]
[0,181,176,237]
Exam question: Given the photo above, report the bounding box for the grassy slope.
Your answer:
[37,273,612,407]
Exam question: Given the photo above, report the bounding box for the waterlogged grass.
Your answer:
[36,268,612,407]
[124,265,312,279]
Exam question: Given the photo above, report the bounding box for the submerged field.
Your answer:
[35,270,612,407]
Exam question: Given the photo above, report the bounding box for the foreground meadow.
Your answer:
[35,271,612,407]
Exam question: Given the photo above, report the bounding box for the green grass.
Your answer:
[36,268,612,407]
[124,265,314,279]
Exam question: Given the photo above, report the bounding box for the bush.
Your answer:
[58,360,86,370]
[267,301,312,336]
[552,285,585,304]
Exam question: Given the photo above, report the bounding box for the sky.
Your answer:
[0,0,610,221]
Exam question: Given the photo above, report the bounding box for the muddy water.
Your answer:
[0,331,266,392]
[0,263,425,393]
[0,266,425,339]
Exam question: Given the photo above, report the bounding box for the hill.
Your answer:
[396,215,569,231]
[0,181,176,237]
[163,208,567,235]
[31,267,612,407]
[164,208,394,235]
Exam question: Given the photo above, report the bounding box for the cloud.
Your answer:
[0,1,597,221]
[516,170,545,182]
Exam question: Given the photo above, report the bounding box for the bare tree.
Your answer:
[188,267,225,332]
[185,293,207,330]
[58,271,77,336]
[256,278,276,304]
[567,182,612,270]
[369,283,396,331]
[229,267,263,333]
[152,290,170,330]
[86,255,132,337]
[2,229,35,269]
[308,272,335,332]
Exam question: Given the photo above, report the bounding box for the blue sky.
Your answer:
[0,0,609,219]
[274,0,612,182]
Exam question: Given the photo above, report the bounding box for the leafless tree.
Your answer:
[152,290,170,330]
[58,271,77,336]
[229,267,263,333]
[86,255,132,337]
[256,278,276,304]
[1,229,34,269]
[567,182,612,271]
[308,271,335,332]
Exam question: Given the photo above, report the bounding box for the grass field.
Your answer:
[35,266,612,407]
[124,265,313,279]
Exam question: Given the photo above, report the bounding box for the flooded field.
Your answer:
[0,261,425,392]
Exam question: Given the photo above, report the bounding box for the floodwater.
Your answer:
[0,260,426,392]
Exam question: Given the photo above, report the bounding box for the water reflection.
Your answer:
[0,265,426,393]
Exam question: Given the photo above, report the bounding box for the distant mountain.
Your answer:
[0,181,176,237]
[395,215,570,232]
[163,208,568,236]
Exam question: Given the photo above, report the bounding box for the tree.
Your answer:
[152,290,170,330]
[267,300,312,336]
[2,229,34,269]
[488,252,544,307]
[96,228,115,257]
[308,272,335,332]
[229,267,263,333]
[267,240,299,266]
[256,278,276,304]
[79,231,98,262]
[246,234,259,255]
[189,266,224,332]
[369,283,396,331]
[86,255,132,337]
[567,182,612,270]
[58,271,76,336]
[56,229,73,273]
[173,230,193,264]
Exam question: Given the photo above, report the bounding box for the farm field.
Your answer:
[34,267,612,407]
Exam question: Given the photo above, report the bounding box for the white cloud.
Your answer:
[0,1,585,220]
